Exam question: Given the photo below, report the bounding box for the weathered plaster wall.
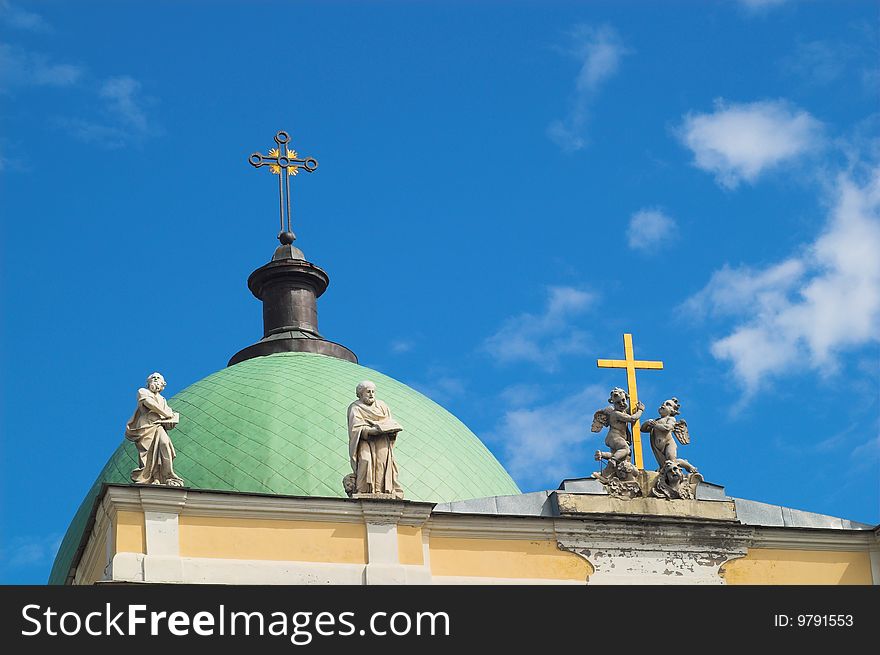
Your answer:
[397,526,424,566]
[721,548,873,584]
[115,510,146,554]
[178,516,367,564]
[429,537,592,581]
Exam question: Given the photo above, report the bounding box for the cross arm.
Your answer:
[248,153,278,168]
[596,359,664,370]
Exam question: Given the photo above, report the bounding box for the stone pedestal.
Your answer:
[554,491,738,521]
[353,493,399,500]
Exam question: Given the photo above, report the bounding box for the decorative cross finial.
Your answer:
[597,333,664,469]
[248,130,318,244]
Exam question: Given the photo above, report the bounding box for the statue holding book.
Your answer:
[345,380,404,499]
[124,372,184,486]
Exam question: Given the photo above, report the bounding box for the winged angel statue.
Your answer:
[590,388,644,496]
[640,397,697,474]
[591,387,643,468]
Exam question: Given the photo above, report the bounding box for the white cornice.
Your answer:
[750,526,877,551]
[427,514,556,540]
[100,484,436,526]
[553,516,753,549]
[97,485,877,555]
[181,492,365,523]
[399,503,434,527]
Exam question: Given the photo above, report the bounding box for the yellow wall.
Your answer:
[115,510,146,554]
[398,526,424,566]
[102,506,873,586]
[722,548,873,585]
[429,537,592,581]
[179,516,367,564]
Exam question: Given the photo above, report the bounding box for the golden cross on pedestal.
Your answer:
[248,130,319,243]
[597,333,664,469]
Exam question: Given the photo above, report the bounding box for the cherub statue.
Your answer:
[639,397,698,474]
[591,387,644,471]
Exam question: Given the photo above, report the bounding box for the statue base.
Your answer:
[352,493,403,501]
[591,464,704,501]
[553,492,737,521]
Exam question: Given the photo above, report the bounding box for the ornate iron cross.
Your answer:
[597,333,664,470]
[248,130,318,243]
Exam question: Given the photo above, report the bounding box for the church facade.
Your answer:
[50,131,879,586]
[62,479,877,585]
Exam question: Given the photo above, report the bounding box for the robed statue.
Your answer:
[125,372,184,486]
[345,381,404,499]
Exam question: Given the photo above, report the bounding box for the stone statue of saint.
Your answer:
[591,387,644,469]
[125,372,184,487]
[640,397,698,474]
[346,380,403,499]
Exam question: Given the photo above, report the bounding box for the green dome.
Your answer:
[50,352,519,583]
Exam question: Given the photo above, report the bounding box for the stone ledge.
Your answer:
[552,491,738,521]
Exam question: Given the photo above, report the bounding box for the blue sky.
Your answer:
[1,0,878,583]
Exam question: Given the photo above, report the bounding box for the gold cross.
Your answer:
[248,130,319,242]
[597,333,663,469]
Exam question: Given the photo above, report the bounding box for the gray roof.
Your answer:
[433,477,875,530]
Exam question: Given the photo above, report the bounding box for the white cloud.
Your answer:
[100,76,149,132]
[781,40,850,86]
[0,43,82,89]
[677,99,823,188]
[627,209,677,251]
[484,286,593,371]
[490,385,606,489]
[60,118,129,148]
[390,339,414,354]
[685,167,880,392]
[547,24,628,152]
[779,29,880,95]
[62,75,155,148]
[686,259,805,318]
[852,435,880,464]
[409,374,465,405]
[498,383,546,408]
[0,1,50,32]
[0,533,62,568]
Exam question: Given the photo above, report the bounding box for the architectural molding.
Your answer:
[72,484,877,586]
[137,487,188,513]
[399,503,434,527]
[360,500,406,525]
[74,503,112,585]
[555,516,752,585]
[553,515,753,548]
[432,575,584,585]
[144,511,180,557]
[428,514,556,540]
[869,527,879,586]
[749,526,878,551]
[109,553,367,585]
[181,493,365,524]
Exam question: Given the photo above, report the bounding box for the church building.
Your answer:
[50,132,879,586]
